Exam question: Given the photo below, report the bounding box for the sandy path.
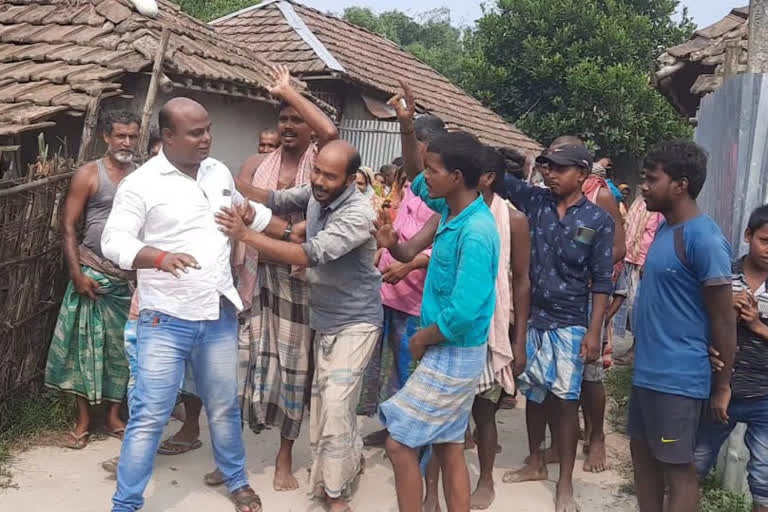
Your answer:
[0,404,637,512]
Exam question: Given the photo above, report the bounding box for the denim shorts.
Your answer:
[695,395,768,506]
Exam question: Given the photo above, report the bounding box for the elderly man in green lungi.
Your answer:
[45,111,141,448]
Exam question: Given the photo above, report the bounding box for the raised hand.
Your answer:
[374,208,398,249]
[387,80,416,123]
[267,64,293,99]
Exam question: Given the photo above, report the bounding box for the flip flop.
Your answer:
[204,468,226,487]
[157,438,202,455]
[105,428,125,440]
[64,430,90,450]
[101,456,120,475]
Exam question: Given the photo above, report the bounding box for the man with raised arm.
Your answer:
[234,65,338,491]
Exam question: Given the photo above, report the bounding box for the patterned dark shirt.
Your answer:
[501,175,614,330]
[731,257,768,399]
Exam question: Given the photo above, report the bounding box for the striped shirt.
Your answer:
[731,257,768,399]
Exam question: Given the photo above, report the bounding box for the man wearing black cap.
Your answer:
[499,144,615,512]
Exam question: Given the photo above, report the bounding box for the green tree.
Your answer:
[177,0,256,22]
[342,7,470,84]
[465,0,695,158]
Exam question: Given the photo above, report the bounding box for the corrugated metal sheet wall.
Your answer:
[696,73,768,256]
[339,119,402,171]
[695,72,768,498]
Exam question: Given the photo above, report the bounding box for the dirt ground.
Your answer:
[0,402,638,512]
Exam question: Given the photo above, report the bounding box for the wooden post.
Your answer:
[77,94,102,163]
[749,0,768,73]
[724,40,742,77]
[138,28,171,154]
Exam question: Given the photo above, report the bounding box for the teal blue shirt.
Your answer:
[411,174,500,347]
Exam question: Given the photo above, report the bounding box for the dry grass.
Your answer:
[0,389,73,488]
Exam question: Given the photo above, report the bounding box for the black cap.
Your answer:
[536,144,593,171]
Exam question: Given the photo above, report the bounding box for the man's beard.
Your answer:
[111,150,135,164]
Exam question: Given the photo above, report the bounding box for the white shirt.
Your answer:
[101,150,272,321]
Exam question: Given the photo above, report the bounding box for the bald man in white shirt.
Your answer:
[103,98,295,512]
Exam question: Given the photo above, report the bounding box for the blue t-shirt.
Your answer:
[411,174,500,347]
[633,215,732,399]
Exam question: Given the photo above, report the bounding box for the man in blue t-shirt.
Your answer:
[630,139,736,512]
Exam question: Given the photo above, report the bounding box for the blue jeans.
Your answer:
[695,395,768,506]
[112,301,247,511]
[124,319,138,404]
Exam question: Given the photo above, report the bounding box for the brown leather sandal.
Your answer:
[230,485,262,512]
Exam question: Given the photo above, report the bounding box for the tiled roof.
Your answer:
[0,0,279,134]
[212,0,541,152]
[655,6,748,116]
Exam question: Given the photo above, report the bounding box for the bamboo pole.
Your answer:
[77,94,102,163]
[0,171,74,198]
[138,28,171,153]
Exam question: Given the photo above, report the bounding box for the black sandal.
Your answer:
[231,485,262,512]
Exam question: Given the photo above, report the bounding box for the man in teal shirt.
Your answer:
[376,84,499,512]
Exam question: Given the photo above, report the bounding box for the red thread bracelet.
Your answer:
[154,251,168,269]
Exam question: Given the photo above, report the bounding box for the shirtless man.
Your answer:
[235,65,338,491]
[259,128,280,154]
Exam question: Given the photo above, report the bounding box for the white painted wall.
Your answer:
[154,89,278,174]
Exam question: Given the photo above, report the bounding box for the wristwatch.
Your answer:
[282,220,294,241]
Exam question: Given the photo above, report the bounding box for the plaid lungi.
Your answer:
[475,347,496,397]
[309,323,380,499]
[45,265,131,404]
[357,306,418,416]
[517,325,586,403]
[242,262,312,440]
[379,343,486,448]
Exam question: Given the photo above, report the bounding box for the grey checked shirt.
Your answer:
[268,184,382,333]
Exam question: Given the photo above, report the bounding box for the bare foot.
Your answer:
[555,481,579,512]
[273,450,299,491]
[326,495,351,512]
[524,447,559,465]
[424,493,442,512]
[502,463,547,483]
[583,437,607,473]
[470,478,495,509]
[168,424,200,445]
[105,417,126,435]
